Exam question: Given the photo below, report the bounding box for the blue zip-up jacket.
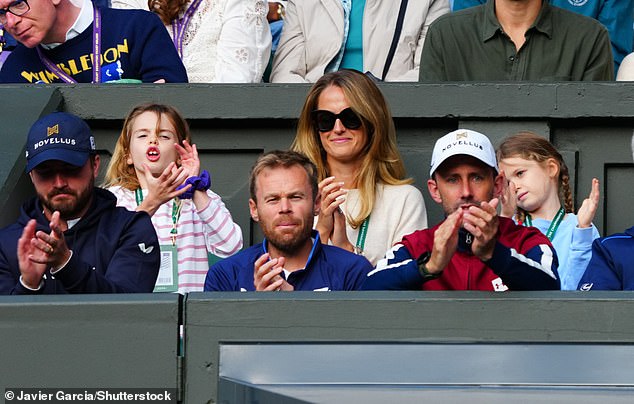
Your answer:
[204,231,372,291]
[0,188,160,294]
[578,226,634,290]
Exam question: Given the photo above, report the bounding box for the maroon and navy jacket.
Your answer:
[362,217,560,291]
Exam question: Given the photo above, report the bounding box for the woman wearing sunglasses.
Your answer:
[291,69,428,265]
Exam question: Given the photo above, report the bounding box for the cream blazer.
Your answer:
[270,0,449,82]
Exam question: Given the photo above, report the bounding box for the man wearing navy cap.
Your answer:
[363,129,560,291]
[0,112,160,294]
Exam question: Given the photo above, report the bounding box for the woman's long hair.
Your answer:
[291,69,411,228]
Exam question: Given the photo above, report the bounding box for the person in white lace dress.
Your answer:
[111,0,272,82]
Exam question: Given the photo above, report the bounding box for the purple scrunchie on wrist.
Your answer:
[177,170,211,199]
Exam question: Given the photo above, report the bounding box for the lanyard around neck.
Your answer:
[355,215,370,254]
[524,207,565,241]
[135,189,182,245]
[171,0,204,58]
[36,7,102,83]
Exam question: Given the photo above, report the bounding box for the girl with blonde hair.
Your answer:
[497,131,600,290]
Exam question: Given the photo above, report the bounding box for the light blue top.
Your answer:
[340,0,365,71]
[326,0,352,72]
[529,213,600,290]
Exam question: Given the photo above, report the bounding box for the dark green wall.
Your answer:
[185,291,634,402]
[0,294,180,394]
[3,292,634,403]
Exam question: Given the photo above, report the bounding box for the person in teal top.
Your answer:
[270,0,450,82]
[339,0,365,71]
[497,132,600,290]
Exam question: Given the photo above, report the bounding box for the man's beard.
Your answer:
[261,216,313,256]
[39,177,94,220]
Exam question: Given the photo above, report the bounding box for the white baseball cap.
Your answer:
[429,129,499,177]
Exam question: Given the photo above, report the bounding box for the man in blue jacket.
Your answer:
[578,227,634,290]
[204,150,372,292]
[0,112,160,294]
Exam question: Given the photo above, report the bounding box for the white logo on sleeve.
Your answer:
[492,277,509,292]
[138,243,154,254]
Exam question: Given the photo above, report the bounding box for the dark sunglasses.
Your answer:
[311,107,363,132]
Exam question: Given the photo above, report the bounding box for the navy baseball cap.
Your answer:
[25,112,96,173]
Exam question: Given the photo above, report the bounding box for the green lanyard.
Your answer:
[524,207,565,241]
[355,215,370,254]
[135,189,182,245]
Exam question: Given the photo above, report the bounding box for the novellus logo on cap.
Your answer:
[25,112,97,173]
[429,129,499,176]
[47,124,59,136]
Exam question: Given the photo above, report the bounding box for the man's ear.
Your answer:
[427,178,443,204]
[92,155,101,179]
[249,199,259,222]
[313,189,321,216]
[493,172,504,198]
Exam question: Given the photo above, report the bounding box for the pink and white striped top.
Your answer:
[107,186,243,293]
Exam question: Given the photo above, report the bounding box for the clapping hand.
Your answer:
[139,162,191,216]
[499,171,518,218]
[577,178,600,228]
[254,253,294,291]
[174,140,200,179]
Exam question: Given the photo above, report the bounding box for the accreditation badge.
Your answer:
[154,245,178,292]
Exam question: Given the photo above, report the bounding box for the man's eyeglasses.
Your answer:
[311,107,363,132]
[0,0,30,25]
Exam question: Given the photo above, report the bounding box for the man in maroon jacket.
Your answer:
[362,129,560,291]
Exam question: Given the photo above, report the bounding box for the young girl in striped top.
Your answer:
[104,103,242,293]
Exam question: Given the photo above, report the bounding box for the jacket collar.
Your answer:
[21,187,116,233]
[261,230,322,271]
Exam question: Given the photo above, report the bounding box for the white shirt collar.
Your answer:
[41,0,94,49]
[66,217,81,229]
